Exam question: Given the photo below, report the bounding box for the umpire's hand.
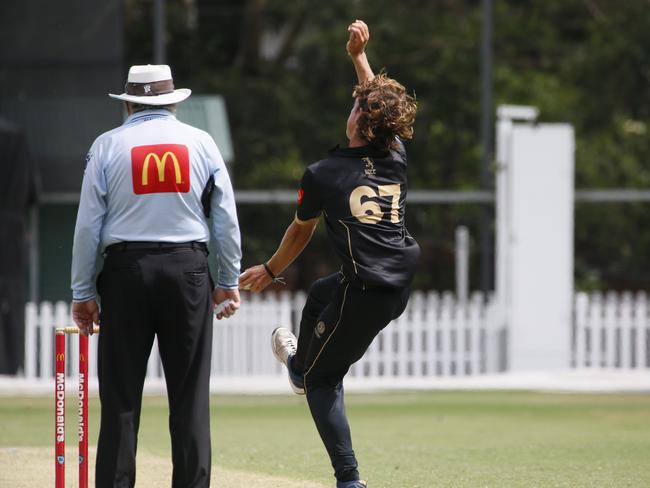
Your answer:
[72,299,100,335]
[213,287,241,320]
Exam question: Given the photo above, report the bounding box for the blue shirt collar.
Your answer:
[123,108,176,126]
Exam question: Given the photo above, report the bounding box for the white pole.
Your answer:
[455,226,470,304]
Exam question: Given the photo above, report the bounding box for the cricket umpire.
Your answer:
[239,21,419,488]
[71,64,241,487]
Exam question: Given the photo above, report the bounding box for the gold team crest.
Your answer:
[363,157,376,176]
[315,321,327,338]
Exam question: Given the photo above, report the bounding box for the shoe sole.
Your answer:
[271,327,305,395]
[270,327,289,365]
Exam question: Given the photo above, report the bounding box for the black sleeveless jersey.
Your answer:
[296,141,420,288]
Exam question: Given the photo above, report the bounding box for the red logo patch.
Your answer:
[297,188,304,205]
[131,144,190,194]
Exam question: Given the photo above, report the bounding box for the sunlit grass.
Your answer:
[1,391,649,487]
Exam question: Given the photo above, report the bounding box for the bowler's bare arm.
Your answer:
[239,216,319,292]
[347,20,374,83]
[240,20,376,293]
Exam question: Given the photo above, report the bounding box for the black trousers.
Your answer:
[95,245,213,488]
[292,273,410,482]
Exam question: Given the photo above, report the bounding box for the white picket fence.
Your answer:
[23,290,503,383]
[573,291,650,369]
[349,291,501,378]
[23,290,649,384]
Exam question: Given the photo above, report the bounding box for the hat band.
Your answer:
[125,79,174,97]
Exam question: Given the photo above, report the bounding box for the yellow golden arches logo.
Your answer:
[142,152,182,186]
[56,353,65,361]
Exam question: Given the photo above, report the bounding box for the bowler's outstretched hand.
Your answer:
[239,265,273,293]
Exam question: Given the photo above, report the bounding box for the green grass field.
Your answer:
[1,391,649,487]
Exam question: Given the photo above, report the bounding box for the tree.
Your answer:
[125,0,650,290]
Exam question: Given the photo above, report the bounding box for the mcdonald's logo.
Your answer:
[131,144,190,194]
[56,353,65,362]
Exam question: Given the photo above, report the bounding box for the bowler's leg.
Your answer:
[301,282,359,482]
[303,285,409,484]
[291,273,340,374]
[306,374,358,482]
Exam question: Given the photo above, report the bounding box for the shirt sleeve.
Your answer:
[208,140,242,289]
[295,167,322,222]
[71,142,107,302]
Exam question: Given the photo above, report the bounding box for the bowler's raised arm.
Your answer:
[347,20,374,84]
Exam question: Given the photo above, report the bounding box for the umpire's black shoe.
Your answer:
[271,327,305,395]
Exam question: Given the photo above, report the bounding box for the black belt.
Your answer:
[104,241,207,255]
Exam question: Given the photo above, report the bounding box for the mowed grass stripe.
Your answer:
[0,447,327,488]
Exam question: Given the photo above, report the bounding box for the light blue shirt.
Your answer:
[71,109,241,302]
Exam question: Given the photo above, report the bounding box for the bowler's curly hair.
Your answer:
[353,73,417,151]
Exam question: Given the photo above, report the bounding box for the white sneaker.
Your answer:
[271,327,305,395]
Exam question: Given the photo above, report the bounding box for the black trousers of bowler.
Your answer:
[291,272,410,482]
[95,245,213,488]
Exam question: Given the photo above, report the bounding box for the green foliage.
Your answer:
[124,0,650,290]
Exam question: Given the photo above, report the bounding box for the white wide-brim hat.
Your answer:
[108,64,191,105]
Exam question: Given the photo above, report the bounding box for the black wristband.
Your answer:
[263,262,276,280]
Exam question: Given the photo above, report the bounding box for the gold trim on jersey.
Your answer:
[338,220,358,275]
[304,282,350,386]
